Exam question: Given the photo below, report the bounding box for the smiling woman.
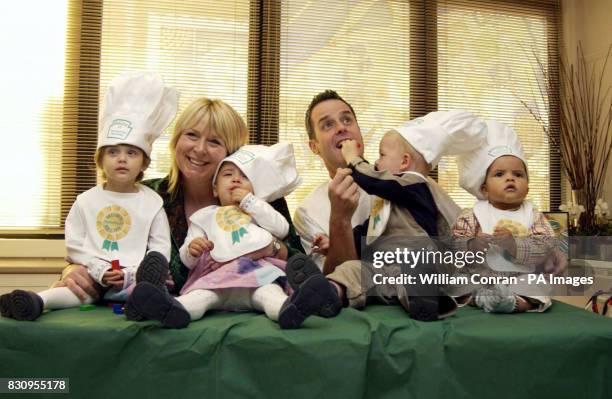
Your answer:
[141,98,304,292]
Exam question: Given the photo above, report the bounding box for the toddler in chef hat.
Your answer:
[286,110,487,322]
[127,143,338,329]
[0,71,178,321]
[453,120,555,313]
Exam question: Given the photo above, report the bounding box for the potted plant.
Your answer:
[520,42,612,234]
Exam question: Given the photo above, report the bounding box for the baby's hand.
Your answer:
[492,227,517,257]
[340,139,360,164]
[231,188,250,205]
[189,237,214,258]
[102,269,124,289]
[493,227,513,237]
[312,234,330,255]
[468,232,492,253]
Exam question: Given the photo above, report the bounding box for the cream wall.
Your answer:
[562,0,612,201]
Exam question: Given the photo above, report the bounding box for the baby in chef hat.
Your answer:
[284,110,488,323]
[128,143,336,329]
[0,71,178,321]
[453,120,555,313]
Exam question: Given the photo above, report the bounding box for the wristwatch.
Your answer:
[271,239,282,258]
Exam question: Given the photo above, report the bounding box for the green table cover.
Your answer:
[0,301,610,399]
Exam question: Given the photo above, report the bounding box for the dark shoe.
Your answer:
[286,254,320,290]
[5,290,43,321]
[403,262,441,322]
[136,251,170,288]
[278,274,341,329]
[286,254,339,318]
[127,282,190,329]
[0,293,12,318]
[126,252,170,321]
[408,296,440,322]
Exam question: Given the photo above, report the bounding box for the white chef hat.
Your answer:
[98,71,179,156]
[458,120,527,199]
[394,110,487,168]
[213,142,302,202]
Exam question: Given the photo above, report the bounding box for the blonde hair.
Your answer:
[94,145,150,182]
[167,98,249,196]
[385,130,431,173]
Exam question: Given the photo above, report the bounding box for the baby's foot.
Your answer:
[285,254,339,318]
[126,251,170,321]
[278,274,341,329]
[1,290,43,321]
[127,282,190,329]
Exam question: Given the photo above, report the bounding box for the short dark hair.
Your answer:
[305,90,357,140]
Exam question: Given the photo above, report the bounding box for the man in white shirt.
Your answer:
[293,90,371,275]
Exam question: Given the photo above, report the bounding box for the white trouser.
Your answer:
[176,283,288,322]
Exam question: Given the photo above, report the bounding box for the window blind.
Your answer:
[0,2,69,232]
[0,0,560,233]
[278,0,560,214]
[0,0,250,232]
[435,0,560,211]
[279,1,413,212]
[98,0,251,181]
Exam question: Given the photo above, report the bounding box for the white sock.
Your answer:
[176,289,221,321]
[250,284,288,321]
[38,287,93,310]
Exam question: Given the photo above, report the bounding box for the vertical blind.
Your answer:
[279,0,560,214]
[0,0,559,232]
[0,0,250,232]
[0,2,68,231]
[279,1,412,211]
[435,0,560,210]
[99,0,251,180]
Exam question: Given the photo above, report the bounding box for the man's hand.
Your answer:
[188,237,214,258]
[329,168,359,221]
[340,139,360,164]
[102,269,125,289]
[231,188,250,205]
[52,264,102,301]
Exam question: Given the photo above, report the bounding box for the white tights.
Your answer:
[38,287,94,309]
[176,284,288,322]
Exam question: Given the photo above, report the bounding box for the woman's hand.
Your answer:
[52,264,101,301]
[243,239,288,261]
[189,237,214,258]
[102,269,125,289]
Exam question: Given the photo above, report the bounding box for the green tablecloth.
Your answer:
[1,301,611,399]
